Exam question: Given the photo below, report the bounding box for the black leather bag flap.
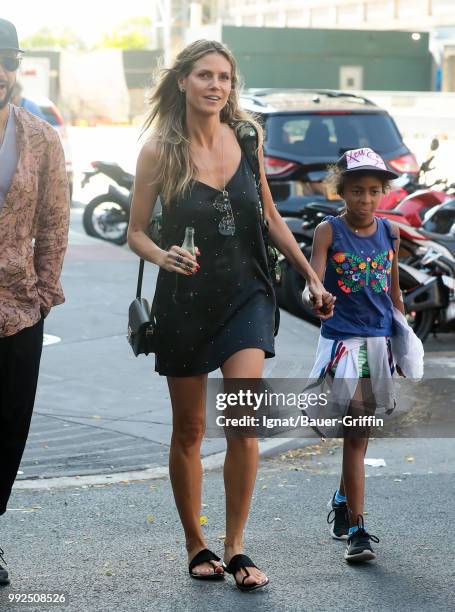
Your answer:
[128,297,156,356]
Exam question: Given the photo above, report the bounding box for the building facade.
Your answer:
[219,0,455,90]
[221,0,455,31]
[220,25,432,91]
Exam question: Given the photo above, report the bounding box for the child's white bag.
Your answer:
[390,306,424,380]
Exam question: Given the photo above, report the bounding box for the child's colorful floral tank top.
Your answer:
[320,215,397,340]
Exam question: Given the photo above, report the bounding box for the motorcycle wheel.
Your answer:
[83,195,129,245]
[282,262,320,325]
[399,274,436,342]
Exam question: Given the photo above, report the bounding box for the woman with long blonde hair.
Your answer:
[128,39,334,591]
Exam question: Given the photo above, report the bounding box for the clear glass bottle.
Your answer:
[173,227,196,304]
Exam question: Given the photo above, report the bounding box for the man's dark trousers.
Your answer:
[0,318,43,515]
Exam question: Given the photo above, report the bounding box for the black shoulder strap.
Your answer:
[136,259,145,299]
[235,121,260,182]
[135,258,157,315]
[234,121,265,226]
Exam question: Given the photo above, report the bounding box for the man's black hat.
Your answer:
[0,18,23,53]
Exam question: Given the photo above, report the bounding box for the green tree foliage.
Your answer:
[99,17,153,50]
[21,27,86,50]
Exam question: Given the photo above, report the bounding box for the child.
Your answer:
[305,147,405,563]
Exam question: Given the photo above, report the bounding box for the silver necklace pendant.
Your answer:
[343,214,375,233]
[213,189,235,236]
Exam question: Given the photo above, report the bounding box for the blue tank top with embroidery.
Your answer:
[320,215,397,340]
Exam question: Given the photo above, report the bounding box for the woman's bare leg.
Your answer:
[221,348,268,587]
[168,374,223,576]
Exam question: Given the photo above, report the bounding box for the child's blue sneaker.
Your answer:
[327,492,349,540]
[344,515,379,563]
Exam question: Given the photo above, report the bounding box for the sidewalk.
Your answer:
[2,437,454,612]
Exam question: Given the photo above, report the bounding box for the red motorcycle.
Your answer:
[379,138,454,227]
[393,189,450,228]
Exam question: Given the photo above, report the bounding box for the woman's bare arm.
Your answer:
[127,140,198,275]
[256,134,335,318]
[302,221,332,307]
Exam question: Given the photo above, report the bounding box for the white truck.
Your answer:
[18,56,51,99]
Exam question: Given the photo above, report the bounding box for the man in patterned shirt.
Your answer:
[0,18,69,585]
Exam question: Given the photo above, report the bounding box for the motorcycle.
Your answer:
[380,138,455,228]
[390,200,455,340]
[399,233,455,341]
[82,162,134,245]
[279,195,453,340]
[379,137,440,211]
[419,199,455,255]
[389,178,453,229]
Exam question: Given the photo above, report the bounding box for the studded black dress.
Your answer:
[153,150,276,377]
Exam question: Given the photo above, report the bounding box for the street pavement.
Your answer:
[2,437,454,611]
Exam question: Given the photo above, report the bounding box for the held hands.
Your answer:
[159,246,201,276]
[303,278,336,320]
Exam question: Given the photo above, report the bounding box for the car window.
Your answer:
[282,118,310,143]
[265,113,403,157]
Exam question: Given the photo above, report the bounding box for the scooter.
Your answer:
[379,137,440,211]
[400,232,455,341]
[82,162,134,245]
[419,199,455,256]
[379,138,455,227]
[389,180,453,229]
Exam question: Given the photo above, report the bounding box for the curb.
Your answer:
[14,437,312,491]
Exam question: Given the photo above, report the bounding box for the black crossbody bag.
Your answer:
[127,259,157,356]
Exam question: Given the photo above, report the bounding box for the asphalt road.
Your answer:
[2,437,454,612]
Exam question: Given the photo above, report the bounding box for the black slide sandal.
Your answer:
[224,554,269,592]
[188,548,224,580]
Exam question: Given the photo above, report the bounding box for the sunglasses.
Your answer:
[0,56,21,72]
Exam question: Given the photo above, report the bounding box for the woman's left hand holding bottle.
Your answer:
[158,245,201,276]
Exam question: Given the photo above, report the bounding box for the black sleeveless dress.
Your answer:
[153,150,276,377]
